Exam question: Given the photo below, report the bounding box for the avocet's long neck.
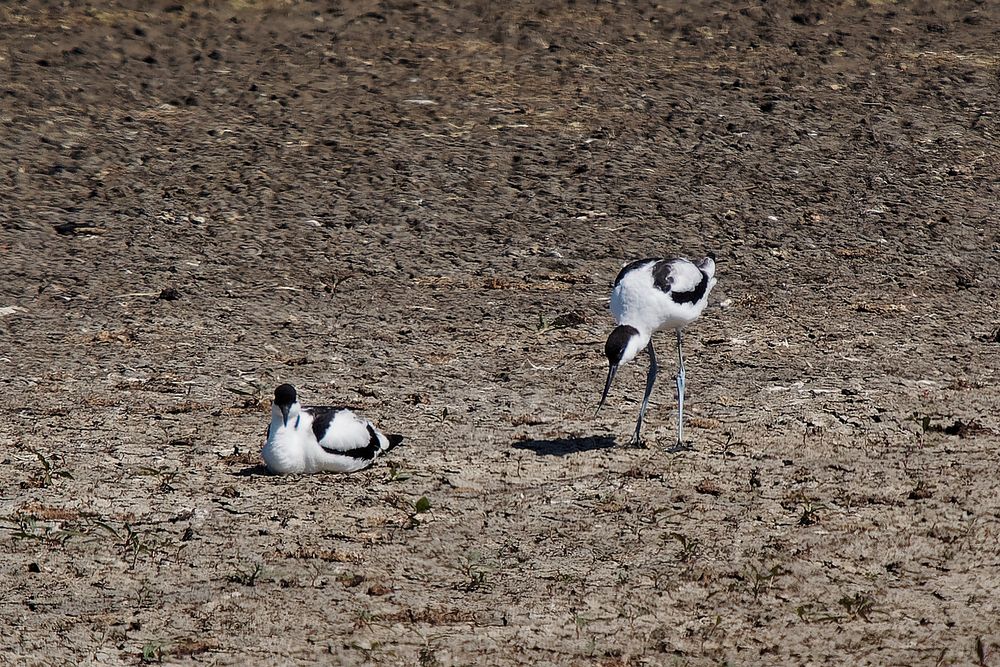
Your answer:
[620,327,651,366]
[264,401,311,474]
[270,401,303,432]
[270,405,286,434]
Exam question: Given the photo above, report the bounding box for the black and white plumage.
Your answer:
[263,384,402,474]
[597,254,717,447]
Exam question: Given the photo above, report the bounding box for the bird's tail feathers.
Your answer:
[697,253,716,278]
[386,434,404,451]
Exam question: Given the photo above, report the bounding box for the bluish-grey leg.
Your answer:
[675,329,686,446]
[629,340,657,447]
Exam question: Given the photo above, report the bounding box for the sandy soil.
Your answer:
[2,1,1000,665]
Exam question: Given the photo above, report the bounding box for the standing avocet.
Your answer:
[597,254,717,447]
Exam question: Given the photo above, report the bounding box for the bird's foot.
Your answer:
[626,433,649,449]
[666,440,694,453]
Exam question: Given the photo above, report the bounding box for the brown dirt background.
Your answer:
[2,1,1000,665]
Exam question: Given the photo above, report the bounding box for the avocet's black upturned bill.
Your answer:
[263,384,403,474]
[597,255,717,447]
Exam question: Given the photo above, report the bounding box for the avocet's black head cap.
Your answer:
[597,325,639,414]
[604,325,638,366]
[274,384,297,408]
[274,384,297,426]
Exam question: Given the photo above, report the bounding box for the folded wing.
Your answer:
[307,407,386,460]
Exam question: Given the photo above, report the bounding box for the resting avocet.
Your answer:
[263,384,402,474]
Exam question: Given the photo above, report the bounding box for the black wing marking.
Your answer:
[321,424,382,461]
[613,258,657,287]
[668,268,709,304]
[650,259,709,304]
[305,406,345,443]
[306,405,398,462]
[650,259,676,293]
[308,405,384,461]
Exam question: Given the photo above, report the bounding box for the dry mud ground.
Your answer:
[2,1,1000,665]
